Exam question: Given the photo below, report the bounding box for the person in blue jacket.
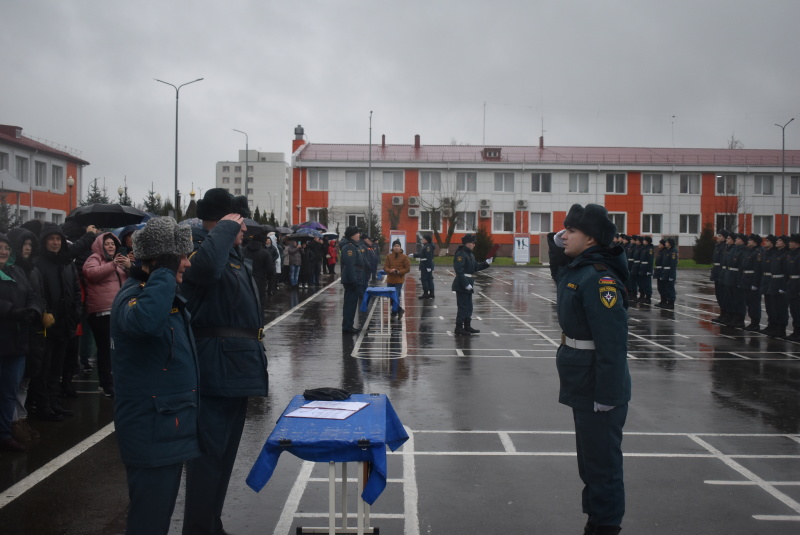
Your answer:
[451,233,493,335]
[410,234,436,299]
[180,189,269,535]
[548,203,631,535]
[109,217,197,535]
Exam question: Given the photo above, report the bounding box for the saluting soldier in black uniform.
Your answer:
[741,234,764,331]
[451,234,492,335]
[410,234,436,299]
[787,234,800,341]
[548,203,630,535]
[340,226,365,334]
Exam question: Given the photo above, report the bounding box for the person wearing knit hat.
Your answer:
[787,234,800,340]
[383,239,411,318]
[452,233,493,335]
[340,226,365,333]
[548,203,629,534]
[180,193,268,532]
[409,234,436,299]
[109,216,198,535]
[741,232,765,331]
[761,233,790,337]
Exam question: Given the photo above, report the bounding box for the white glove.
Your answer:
[408,253,415,258]
[326,254,331,259]
[485,257,494,265]
[594,402,615,412]
[751,286,757,291]
[426,268,432,272]
[779,289,785,294]
[466,284,473,291]
[554,229,567,248]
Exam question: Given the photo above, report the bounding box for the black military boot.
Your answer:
[643,296,652,305]
[788,331,800,341]
[595,526,621,535]
[454,321,468,335]
[745,322,760,332]
[464,318,480,334]
[418,291,429,300]
[428,291,435,299]
[583,520,596,534]
[771,326,787,338]
[730,314,746,329]
[663,300,675,309]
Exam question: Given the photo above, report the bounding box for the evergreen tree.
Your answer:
[142,188,163,214]
[253,207,261,223]
[693,223,715,264]
[0,191,20,232]
[82,180,110,205]
[473,225,494,261]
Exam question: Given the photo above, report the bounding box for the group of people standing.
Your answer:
[710,229,800,339]
[614,234,678,309]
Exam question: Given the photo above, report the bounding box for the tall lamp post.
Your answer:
[368,111,373,236]
[155,77,204,218]
[233,129,249,196]
[775,118,794,235]
[67,175,75,213]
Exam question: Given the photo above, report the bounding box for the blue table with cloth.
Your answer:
[360,286,399,313]
[246,394,408,505]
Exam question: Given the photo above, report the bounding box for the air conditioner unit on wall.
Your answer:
[408,196,420,206]
[442,207,453,218]
[479,209,491,218]
[480,199,492,208]
[392,196,404,206]
[516,199,528,210]
[408,207,420,217]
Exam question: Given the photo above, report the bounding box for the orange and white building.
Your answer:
[0,124,89,225]
[290,126,800,259]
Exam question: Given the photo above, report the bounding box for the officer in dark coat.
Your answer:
[637,236,654,304]
[451,234,493,335]
[741,234,764,331]
[759,235,777,334]
[548,203,630,535]
[340,226,365,334]
[661,238,678,309]
[787,234,800,341]
[180,189,269,535]
[628,236,641,301]
[763,235,790,338]
[110,217,198,535]
[722,234,747,328]
[653,239,666,307]
[710,230,730,323]
[411,234,436,299]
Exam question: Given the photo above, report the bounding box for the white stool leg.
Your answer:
[328,462,336,535]
[357,462,365,535]
[341,462,348,530]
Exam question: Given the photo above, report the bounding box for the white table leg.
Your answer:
[341,462,348,531]
[329,462,336,535]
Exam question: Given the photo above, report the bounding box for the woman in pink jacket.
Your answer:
[82,232,130,397]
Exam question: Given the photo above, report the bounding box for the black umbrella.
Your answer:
[284,232,315,241]
[276,226,293,234]
[68,203,147,228]
[262,224,277,233]
[243,218,264,234]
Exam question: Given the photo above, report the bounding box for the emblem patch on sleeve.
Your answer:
[127,298,137,307]
[599,285,618,308]
[598,276,616,285]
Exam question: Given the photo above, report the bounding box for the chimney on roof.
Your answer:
[16,128,22,139]
[292,125,306,152]
[414,134,420,149]
[539,135,544,150]
[294,125,304,140]
[382,134,385,148]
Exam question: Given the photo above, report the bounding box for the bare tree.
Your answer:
[727,133,744,150]
[417,174,471,252]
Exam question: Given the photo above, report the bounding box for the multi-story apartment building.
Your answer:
[0,124,89,225]
[290,126,800,258]
[215,150,290,224]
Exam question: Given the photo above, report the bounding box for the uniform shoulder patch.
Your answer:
[456,256,463,262]
[127,297,138,307]
[567,282,578,290]
[599,285,618,309]
[593,263,608,271]
[598,276,616,285]
[347,250,353,256]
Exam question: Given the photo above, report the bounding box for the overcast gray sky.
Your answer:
[3,0,799,205]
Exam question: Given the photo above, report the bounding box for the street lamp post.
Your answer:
[233,129,249,197]
[67,175,75,213]
[775,118,794,235]
[155,77,204,218]
[368,111,373,236]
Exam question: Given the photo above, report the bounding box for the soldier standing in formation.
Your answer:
[653,239,666,306]
[787,234,800,341]
[710,230,730,322]
[340,226,365,334]
[451,234,493,335]
[763,235,790,338]
[636,236,654,304]
[659,238,678,309]
[741,234,764,331]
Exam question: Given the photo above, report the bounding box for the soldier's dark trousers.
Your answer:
[790,297,800,332]
[342,283,359,330]
[637,275,652,298]
[573,404,628,527]
[773,294,789,328]
[183,396,248,535]
[126,462,183,535]
[656,278,665,301]
[715,281,726,312]
[455,291,473,322]
[420,269,434,294]
[664,280,676,303]
[746,289,762,324]
[730,286,746,316]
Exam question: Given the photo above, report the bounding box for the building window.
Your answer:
[715,213,736,232]
[0,152,8,170]
[234,166,241,172]
[18,209,28,223]
[51,213,63,224]
[455,211,477,232]
[790,216,800,234]
[246,188,253,195]
[382,171,404,192]
[234,177,242,184]
[753,215,773,235]
[605,173,626,194]
[15,157,28,183]
[35,161,47,187]
[247,165,253,172]
[642,214,662,233]
[754,175,774,195]
[234,188,242,195]
[642,174,663,194]
[222,177,230,184]
[679,174,700,194]
[34,211,46,221]
[716,175,737,195]
[308,208,324,222]
[529,212,551,233]
[247,176,254,183]
[531,173,552,193]
[456,172,477,192]
[791,176,800,195]
[51,165,63,190]
[222,165,230,172]
[346,170,366,190]
[346,214,366,228]
[569,173,589,193]
[679,214,700,234]
[494,172,515,192]
[420,210,441,231]
[308,170,329,190]
[492,212,514,232]
[609,213,625,234]
[420,171,441,191]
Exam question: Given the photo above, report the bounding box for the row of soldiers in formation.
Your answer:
[710,230,800,340]
[611,234,679,309]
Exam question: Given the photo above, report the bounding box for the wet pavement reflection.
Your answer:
[1,268,799,534]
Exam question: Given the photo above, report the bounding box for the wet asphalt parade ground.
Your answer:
[1,267,799,535]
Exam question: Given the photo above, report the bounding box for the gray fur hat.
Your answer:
[132,217,194,261]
